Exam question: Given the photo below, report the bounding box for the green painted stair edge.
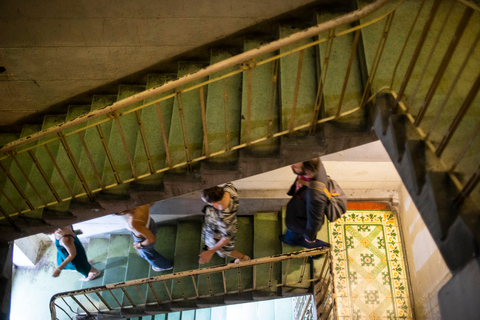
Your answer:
[48,105,92,213]
[23,115,67,217]
[171,221,202,300]
[279,25,317,132]
[101,234,131,309]
[122,236,152,307]
[205,49,242,164]
[253,212,282,293]
[132,74,176,187]
[241,39,279,155]
[281,207,311,291]
[168,62,209,172]
[101,85,146,195]
[316,11,365,127]
[225,216,253,293]
[0,133,19,225]
[81,236,109,290]
[1,124,42,218]
[146,225,177,304]
[72,95,118,196]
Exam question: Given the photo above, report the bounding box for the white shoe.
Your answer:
[152,265,173,272]
[234,255,250,263]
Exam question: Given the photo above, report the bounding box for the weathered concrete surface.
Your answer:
[0,0,349,128]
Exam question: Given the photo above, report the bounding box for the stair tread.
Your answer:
[241,39,279,154]
[101,234,131,309]
[167,311,181,320]
[254,212,282,292]
[197,244,226,297]
[281,207,310,290]
[101,85,146,192]
[257,299,276,320]
[49,105,91,212]
[133,74,176,185]
[225,216,253,293]
[122,236,151,307]
[279,25,317,131]
[72,95,117,195]
[206,50,242,162]
[168,62,209,170]
[171,221,202,300]
[181,309,195,320]
[0,133,20,216]
[23,115,67,213]
[316,12,364,126]
[195,308,212,320]
[1,124,42,217]
[81,237,109,290]
[275,297,294,319]
[146,225,177,304]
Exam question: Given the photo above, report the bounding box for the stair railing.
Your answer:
[293,295,314,320]
[1,0,477,230]
[0,0,392,224]
[49,248,333,320]
[387,0,480,210]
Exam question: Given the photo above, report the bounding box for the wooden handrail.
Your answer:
[1,0,388,154]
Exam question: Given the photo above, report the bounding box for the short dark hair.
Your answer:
[302,158,320,174]
[201,186,225,203]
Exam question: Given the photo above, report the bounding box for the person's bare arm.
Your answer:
[130,205,156,249]
[199,237,231,264]
[132,222,156,249]
[53,236,77,277]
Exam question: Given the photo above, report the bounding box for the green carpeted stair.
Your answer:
[0,4,376,239]
[49,208,322,320]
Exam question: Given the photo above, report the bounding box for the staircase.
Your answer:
[0,1,389,242]
[48,210,331,320]
[2,0,480,318]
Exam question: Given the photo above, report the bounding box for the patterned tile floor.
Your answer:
[328,208,413,320]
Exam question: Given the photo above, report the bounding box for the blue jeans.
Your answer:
[132,219,172,269]
[281,229,330,248]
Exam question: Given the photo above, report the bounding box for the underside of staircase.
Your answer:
[0,1,382,242]
[1,0,480,318]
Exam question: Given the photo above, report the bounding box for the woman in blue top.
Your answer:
[53,226,101,281]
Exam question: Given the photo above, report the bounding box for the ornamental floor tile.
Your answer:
[329,209,413,319]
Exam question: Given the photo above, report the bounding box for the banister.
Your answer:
[1,0,388,154]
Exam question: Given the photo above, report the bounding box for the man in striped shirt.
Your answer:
[199,183,250,264]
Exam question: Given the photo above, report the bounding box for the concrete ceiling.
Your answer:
[0,0,352,130]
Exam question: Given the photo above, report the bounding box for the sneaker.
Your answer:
[152,265,173,272]
[279,231,304,247]
[304,239,331,249]
[234,255,250,263]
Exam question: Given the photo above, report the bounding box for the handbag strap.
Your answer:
[297,177,333,200]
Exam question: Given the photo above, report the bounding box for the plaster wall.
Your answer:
[397,184,451,320]
[0,0,327,127]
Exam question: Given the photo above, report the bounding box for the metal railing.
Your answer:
[0,0,478,225]
[388,0,480,209]
[0,0,390,225]
[50,248,333,320]
[293,295,315,320]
